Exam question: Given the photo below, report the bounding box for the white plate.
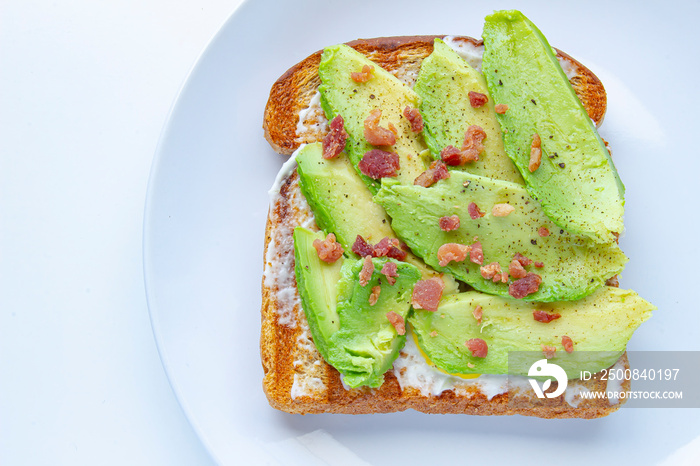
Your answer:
[144,1,700,464]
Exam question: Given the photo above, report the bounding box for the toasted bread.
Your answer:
[261,35,627,418]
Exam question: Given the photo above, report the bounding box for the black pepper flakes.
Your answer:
[531,239,537,245]
[559,162,566,168]
[499,79,503,85]
[369,94,375,99]
[531,99,537,105]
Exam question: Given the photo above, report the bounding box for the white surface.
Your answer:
[4,1,700,466]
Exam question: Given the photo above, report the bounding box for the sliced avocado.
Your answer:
[481,10,624,243]
[414,39,523,185]
[293,227,344,362]
[374,172,628,302]
[296,142,458,293]
[329,256,421,388]
[410,287,654,378]
[318,44,429,193]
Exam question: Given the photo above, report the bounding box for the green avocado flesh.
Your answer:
[481,10,625,243]
[295,143,458,293]
[318,44,429,193]
[410,287,654,378]
[294,226,421,388]
[374,172,628,302]
[414,39,523,185]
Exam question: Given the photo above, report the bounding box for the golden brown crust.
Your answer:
[262,35,607,156]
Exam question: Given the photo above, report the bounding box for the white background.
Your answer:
[1,1,240,464]
[3,1,700,465]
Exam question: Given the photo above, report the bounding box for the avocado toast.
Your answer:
[261,11,653,417]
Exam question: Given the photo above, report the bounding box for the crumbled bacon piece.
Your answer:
[440,145,464,166]
[373,237,399,257]
[562,335,574,353]
[429,330,438,337]
[542,344,557,359]
[351,64,374,83]
[538,226,550,237]
[494,103,509,114]
[468,202,485,220]
[480,262,501,280]
[606,275,619,287]
[466,338,488,358]
[369,285,381,306]
[513,252,532,267]
[533,310,561,323]
[469,241,484,265]
[363,109,396,146]
[386,311,406,335]
[509,273,542,299]
[509,258,527,279]
[358,149,400,179]
[534,261,544,268]
[380,261,399,285]
[414,160,450,187]
[412,278,444,312]
[492,203,515,217]
[403,106,424,133]
[359,256,374,287]
[472,305,483,324]
[352,235,374,258]
[468,91,489,108]
[322,115,348,159]
[439,215,460,232]
[437,243,470,267]
[461,125,486,161]
[529,133,542,172]
[312,233,344,263]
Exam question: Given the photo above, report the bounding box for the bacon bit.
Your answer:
[369,285,381,306]
[529,133,542,172]
[439,215,460,232]
[493,272,508,283]
[533,310,561,323]
[429,330,439,337]
[492,203,515,217]
[363,109,396,146]
[414,160,450,187]
[466,338,488,358]
[538,226,550,237]
[480,262,501,280]
[461,125,486,163]
[494,103,509,114]
[373,237,400,257]
[312,233,344,263]
[468,91,489,108]
[469,241,484,265]
[351,64,374,83]
[380,261,399,285]
[437,243,470,267]
[412,278,445,312]
[358,149,400,179]
[403,106,424,133]
[440,145,464,166]
[472,305,483,324]
[534,261,544,268]
[386,311,406,335]
[508,258,527,279]
[359,256,374,287]
[513,252,532,267]
[388,122,398,135]
[562,335,574,353]
[606,275,619,287]
[322,115,348,159]
[352,235,374,258]
[542,344,557,359]
[508,273,542,299]
[468,202,485,220]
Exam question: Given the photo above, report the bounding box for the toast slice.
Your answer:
[261,36,627,418]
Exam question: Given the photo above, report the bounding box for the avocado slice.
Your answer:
[410,287,654,378]
[374,172,628,302]
[414,38,523,185]
[296,142,458,293]
[481,10,625,243]
[318,44,429,193]
[293,227,344,362]
[294,226,421,388]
